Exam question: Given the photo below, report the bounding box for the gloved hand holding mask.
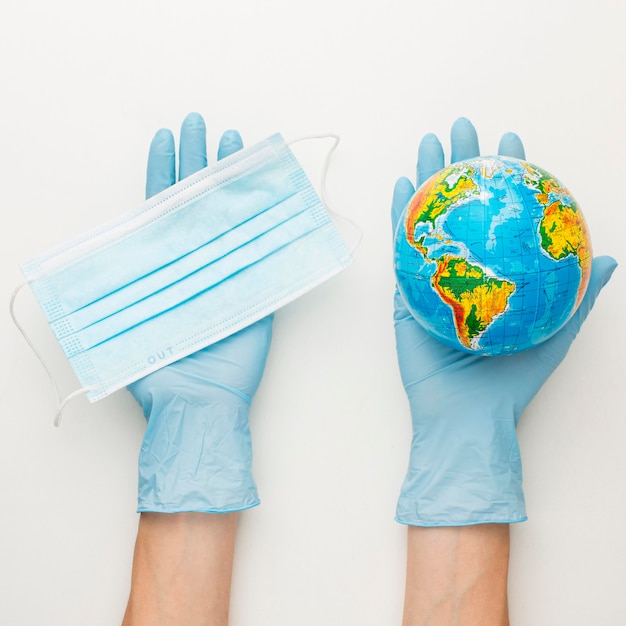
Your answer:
[127,113,273,513]
[391,117,617,526]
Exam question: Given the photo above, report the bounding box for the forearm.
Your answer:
[122,512,238,626]
[402,524,510,626]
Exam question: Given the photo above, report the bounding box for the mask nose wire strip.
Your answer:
[9,281,95,427]
[287,134,363,256]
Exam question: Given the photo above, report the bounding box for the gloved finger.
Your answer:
[450,117,480,163]
[145,128,176,199]
[218,129,244,160]
[391,176,415,235]
[179,112,208,180]
[417,133,445,187]
[498,132,526,159]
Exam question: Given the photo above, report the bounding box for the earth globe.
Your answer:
[394,155,593,356]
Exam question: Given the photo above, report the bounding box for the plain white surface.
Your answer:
[1,0,625,624]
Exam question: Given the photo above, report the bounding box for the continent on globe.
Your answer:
[525,164,592,308]
[406,164,479,237]
[394,155,593,356]
[432,255,516,350]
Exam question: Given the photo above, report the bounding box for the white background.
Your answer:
[1,0,625,624]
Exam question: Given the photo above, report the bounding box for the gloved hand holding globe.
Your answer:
[391,118,617,526]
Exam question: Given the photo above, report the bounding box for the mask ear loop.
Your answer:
[287,134,363,256]
[9,282,96,427]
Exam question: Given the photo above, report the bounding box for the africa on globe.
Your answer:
[394,156,592,356]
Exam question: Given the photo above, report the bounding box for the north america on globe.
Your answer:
[394,156,592,355]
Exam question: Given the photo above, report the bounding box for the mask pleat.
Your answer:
[30,158,294,318]
[45,194,308,338]
[57,207,321,353]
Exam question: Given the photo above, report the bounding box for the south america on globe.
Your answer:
[394,156,593,356]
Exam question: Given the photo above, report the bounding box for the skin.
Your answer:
[122,512,238,626]
[402,525,510,626]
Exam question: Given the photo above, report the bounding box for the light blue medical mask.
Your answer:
[12,133,355,421]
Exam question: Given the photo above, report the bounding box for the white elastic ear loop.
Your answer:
[287,134,363,256]
[9,282,95,427]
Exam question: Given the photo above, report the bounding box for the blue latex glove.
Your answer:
[127,113,273,513]
[392,118,617,526]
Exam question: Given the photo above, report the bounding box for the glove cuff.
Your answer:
[396,408,526,526]
[137,395,259,513]
[395,485,527,527]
